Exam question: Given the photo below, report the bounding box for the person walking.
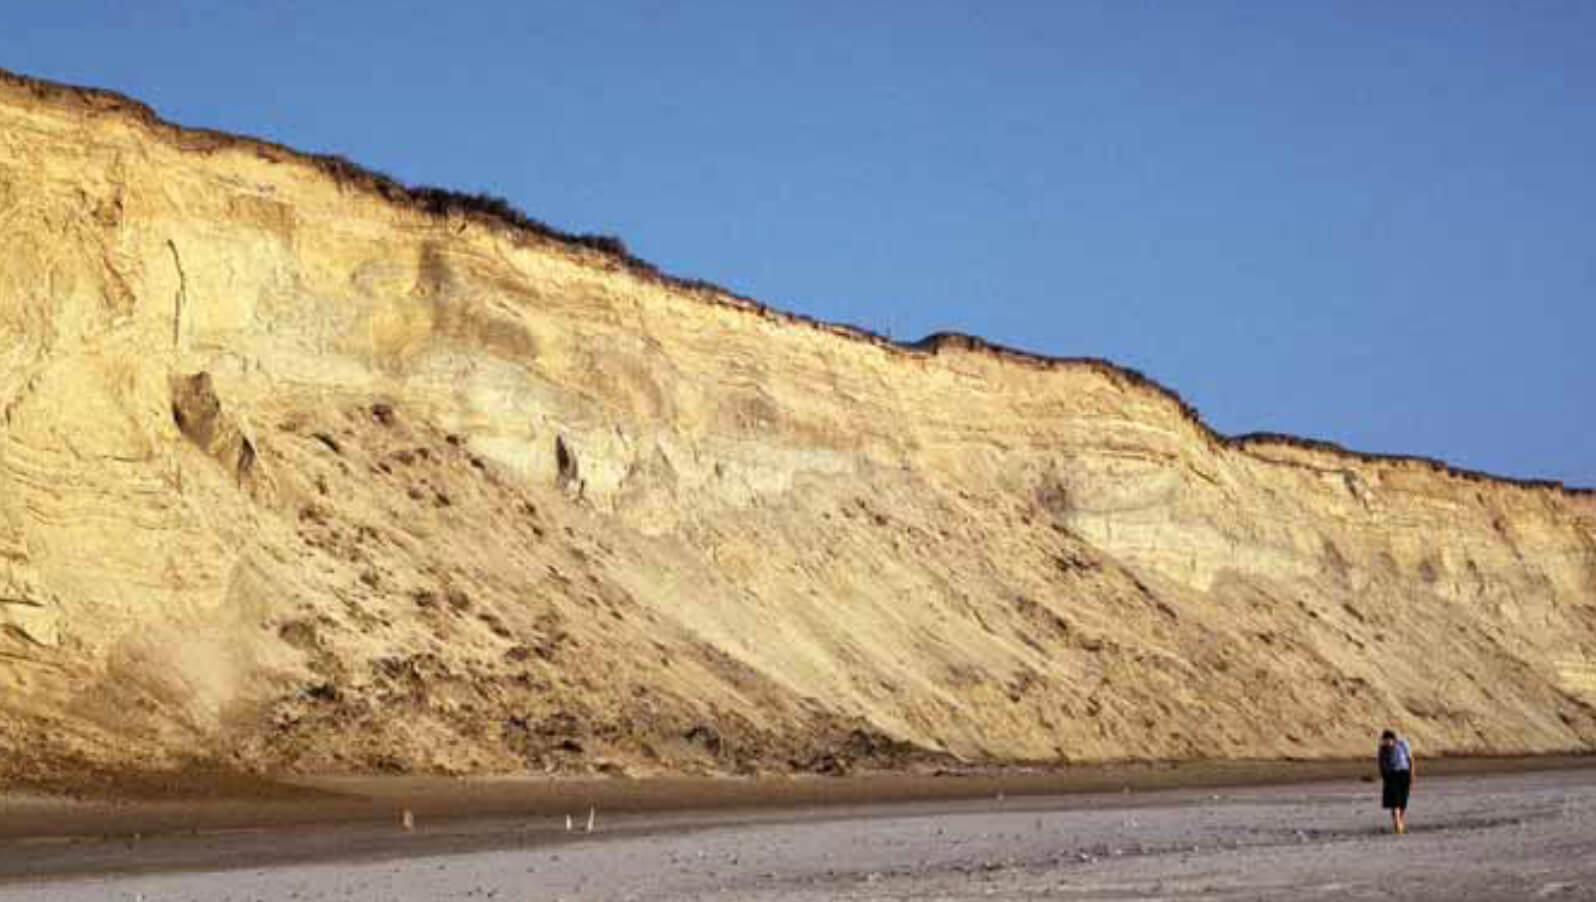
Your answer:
[1377,729,1414,834]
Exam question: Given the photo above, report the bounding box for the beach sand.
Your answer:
[1,760,1593,900]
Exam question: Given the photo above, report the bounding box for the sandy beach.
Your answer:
[1,761,1593,900]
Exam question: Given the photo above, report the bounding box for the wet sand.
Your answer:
[1,758,1593,900]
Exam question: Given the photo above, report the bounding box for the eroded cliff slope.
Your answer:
[2,71,1594,787]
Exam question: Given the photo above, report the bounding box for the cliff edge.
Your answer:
[2,69,1593,788]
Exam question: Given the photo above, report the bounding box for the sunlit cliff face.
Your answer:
[1,69,1593,787]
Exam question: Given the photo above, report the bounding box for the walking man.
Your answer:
[1378,728,1414,834]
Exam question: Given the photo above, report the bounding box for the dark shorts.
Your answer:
[1382,771,1412,809]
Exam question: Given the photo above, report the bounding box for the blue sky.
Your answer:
[6,1,1593,486]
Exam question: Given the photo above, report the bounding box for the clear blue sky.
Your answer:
[6,1,1593,486]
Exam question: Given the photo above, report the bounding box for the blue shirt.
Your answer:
[1379,738,1411,773]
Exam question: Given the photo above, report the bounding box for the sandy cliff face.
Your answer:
[1,71,1593,787]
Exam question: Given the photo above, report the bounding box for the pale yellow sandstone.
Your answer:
[0,70,1592,786]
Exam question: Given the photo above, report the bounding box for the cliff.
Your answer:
[2,69,1593,788]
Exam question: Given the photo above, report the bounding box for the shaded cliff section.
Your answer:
[1,69,1594,792]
